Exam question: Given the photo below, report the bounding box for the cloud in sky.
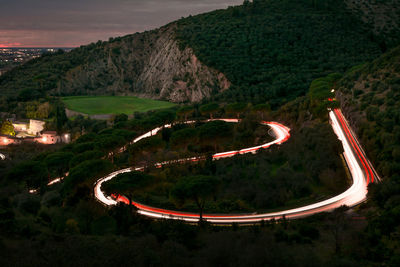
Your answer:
[0,0,243,47]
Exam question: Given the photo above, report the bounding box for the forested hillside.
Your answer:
[2,0,400,111]
[0,105,360,266]
[176,0,399,107]
[337,45,400,180]
[336,45,400,263]
[345,0,400,49]
[2,1,400,266]
[0,26,230,106]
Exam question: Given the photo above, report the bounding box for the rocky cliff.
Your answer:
[57,24,230,103]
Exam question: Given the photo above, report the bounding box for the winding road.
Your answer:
[93,110,379,224]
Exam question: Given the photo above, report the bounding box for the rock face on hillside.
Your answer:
[2,0,398,105]
[57,25,230,103]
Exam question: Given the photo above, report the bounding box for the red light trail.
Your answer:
[93,113,379,224]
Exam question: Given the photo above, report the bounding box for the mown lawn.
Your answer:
[62,96,176,115]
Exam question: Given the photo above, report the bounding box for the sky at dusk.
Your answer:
[0,0,243,48]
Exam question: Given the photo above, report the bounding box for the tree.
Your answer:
[161,127,172,142]
[113,113,128,124]
[198,121,233,151]
[109,129,136,143]
[170,128,198,151]
[0,120,15,136]
[69,150,104,168]
[308,73,342,119]
[153,110,176,126]
[225,103,247,119]
[171,175,219,222]
[17,88,42,101]
[63,159,113,195]
[327,205,349,254]
[26,101,50,119]
[235,114,259,145]
[45,152,74,178]
[95,134,125,163]
[33,73,47,89]
[37,102,50,119]
[7,160,48,189]
[200,103,219,119]
[26,101,38,119]
[253,103,271,120]
[55,101,68,134]
[129,136,165,165]
[76,200,103,234]
[177,106,195,121]
[102,171,154,208]
[65,218,80,234]
[110,202,133,235]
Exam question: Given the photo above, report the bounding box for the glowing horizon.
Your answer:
[0,0,242,48]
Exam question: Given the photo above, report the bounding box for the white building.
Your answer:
[12,121,29,132]
[28,119,45,136]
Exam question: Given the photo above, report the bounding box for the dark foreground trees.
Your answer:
[7,160,48,189]
[102,171,154,207]
[171,175,219,222]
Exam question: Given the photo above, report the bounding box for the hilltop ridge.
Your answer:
[0,0,399,109]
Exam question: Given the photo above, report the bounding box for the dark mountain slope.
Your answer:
[336,44,400,265]
[0,25,230,104]
[336,45,400,180]
[1,0,399,108]
[176,0,398,106]
[345,0,400,49]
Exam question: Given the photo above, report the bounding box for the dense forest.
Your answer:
[1,0,399,113]
[0,102,362,266]
[0,85,396,265]
[176,0,390,107]
[1,0,400,266]
[336,44,400,263]
[338,45,400,181]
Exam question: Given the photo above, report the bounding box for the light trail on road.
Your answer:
[94,119,290,207]
[0,153,5,160]
[334,109,380,183]
[93,111,377,224]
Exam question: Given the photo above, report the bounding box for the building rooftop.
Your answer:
[42,131,57,135]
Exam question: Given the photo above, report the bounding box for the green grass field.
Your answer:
[62,96,176,115]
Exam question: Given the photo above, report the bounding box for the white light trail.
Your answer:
[47,178,62,186]
[94,119,291,219]
[93,112,376,224]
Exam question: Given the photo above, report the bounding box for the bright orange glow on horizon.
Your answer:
[0,42,22,48]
